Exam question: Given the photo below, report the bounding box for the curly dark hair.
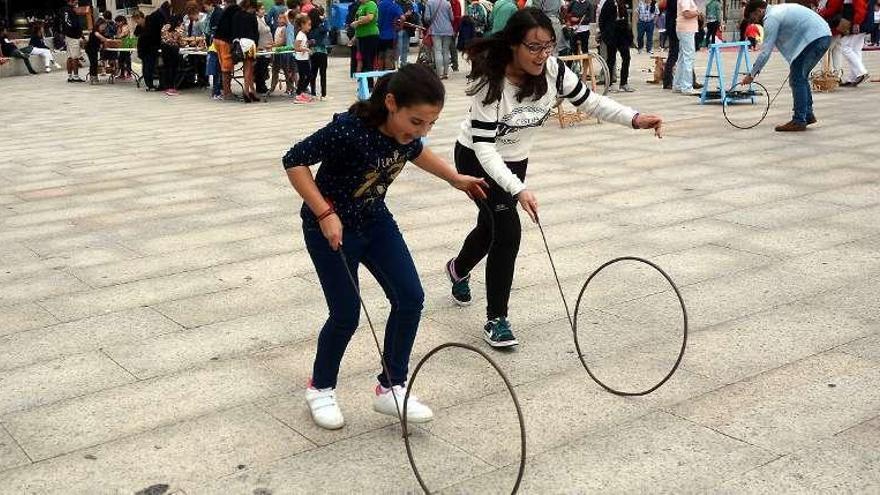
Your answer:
[465,7,556,105]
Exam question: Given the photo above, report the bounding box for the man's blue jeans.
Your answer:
[304,211,424,389]
[637,20,655,52]
[789,35,831,125]
[398,30,410,66]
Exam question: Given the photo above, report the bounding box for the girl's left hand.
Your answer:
[635,113,664,138]
[451,174,488,200]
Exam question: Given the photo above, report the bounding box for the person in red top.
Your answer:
[450,0,463,71]
[821,0,870,86]
[744,21,759,49]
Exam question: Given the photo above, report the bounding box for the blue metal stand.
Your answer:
[353,69,396,100]
[700,41,755,105]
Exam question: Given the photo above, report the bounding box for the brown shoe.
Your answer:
[774,120,807,132]
[807,115,817,126]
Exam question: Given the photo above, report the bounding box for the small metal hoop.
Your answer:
[402,342,527,494]
[572,257,688,397]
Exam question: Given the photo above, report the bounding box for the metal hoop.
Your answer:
[402,342,527,494]
[572,257,688,397]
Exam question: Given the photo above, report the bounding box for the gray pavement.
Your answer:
[0,49,879,494]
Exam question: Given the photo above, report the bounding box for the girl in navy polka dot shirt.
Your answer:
[283,64,487,430]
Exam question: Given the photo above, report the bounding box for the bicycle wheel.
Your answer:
[587,53,611,96]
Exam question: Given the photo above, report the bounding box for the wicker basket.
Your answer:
[810,70,839,92]
[104,39,123,49]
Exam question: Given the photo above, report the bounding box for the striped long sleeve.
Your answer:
[468,86,528,196]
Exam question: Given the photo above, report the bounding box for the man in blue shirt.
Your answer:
[740,0,832,132]
[377,0,404,68]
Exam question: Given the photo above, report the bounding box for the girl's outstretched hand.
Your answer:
[635,113,664,138]
[451,174,488,200]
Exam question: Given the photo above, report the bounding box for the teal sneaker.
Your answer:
[484,317,519,348]
[445,258,472,306]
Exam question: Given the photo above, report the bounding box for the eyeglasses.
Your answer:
[521,42,555,55]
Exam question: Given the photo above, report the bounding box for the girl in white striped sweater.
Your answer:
[445,8,663,348]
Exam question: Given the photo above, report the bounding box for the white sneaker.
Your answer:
[373,384,434,423]
[305,385,345,430]
[680,88,699,96]
[45,66,52,73]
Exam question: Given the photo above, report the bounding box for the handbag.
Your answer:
[232,38,245,63]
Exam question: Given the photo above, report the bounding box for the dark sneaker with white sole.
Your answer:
[445,258,472,306]
[484,318,518,348]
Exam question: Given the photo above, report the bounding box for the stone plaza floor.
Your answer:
[1,49,879,494]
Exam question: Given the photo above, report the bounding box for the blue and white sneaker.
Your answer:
[484,317,519,348]
[445,258,472,306]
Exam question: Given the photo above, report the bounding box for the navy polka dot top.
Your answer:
[283,111,424,229]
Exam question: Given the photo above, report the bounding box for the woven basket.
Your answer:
[810,70,839,92]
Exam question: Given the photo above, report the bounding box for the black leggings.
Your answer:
[86,50,99,77]
[452,142,527,321]
[295,59,311,94]
[161,45,179,89]
[309,52,328,97]
[118,52,132,76]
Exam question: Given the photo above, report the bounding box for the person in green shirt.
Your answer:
[491,0,518,34]
[705,0,722,46]
[351,0,381,88]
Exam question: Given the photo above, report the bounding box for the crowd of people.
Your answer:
[2,0,875,104]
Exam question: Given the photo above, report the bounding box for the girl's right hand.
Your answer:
[517,190,538,223]
[320,214,343,251]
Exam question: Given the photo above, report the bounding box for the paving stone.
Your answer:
[197,424,493,494]
[151,275,320,329]
[107,303,326,379]
[838,333,880,363]
[635,299,878,384]
[1,358,289,461]
[37,269,235,322]
[603,259,833,331]
[124,220,288,256]
[0,425,30,473]
[73,233,297,287]
[0,303,58,338]
[420,359,715,468]
[0,405,314,495]
[711,437,880,494]
[808,182,880,207]
[442,411,776,494]
[0,308,181,372]
[718,222,874,259]
[670,352,880,454]
[0,351,134,416]
[714,196,852,229]
[625,217,760,254]
[0,271,89,308]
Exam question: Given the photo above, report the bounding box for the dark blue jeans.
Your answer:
[789,35,831,125]
[304,212,424,389]
[637,20,654,52]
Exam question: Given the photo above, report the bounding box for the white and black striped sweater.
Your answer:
[457,57,638,196]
